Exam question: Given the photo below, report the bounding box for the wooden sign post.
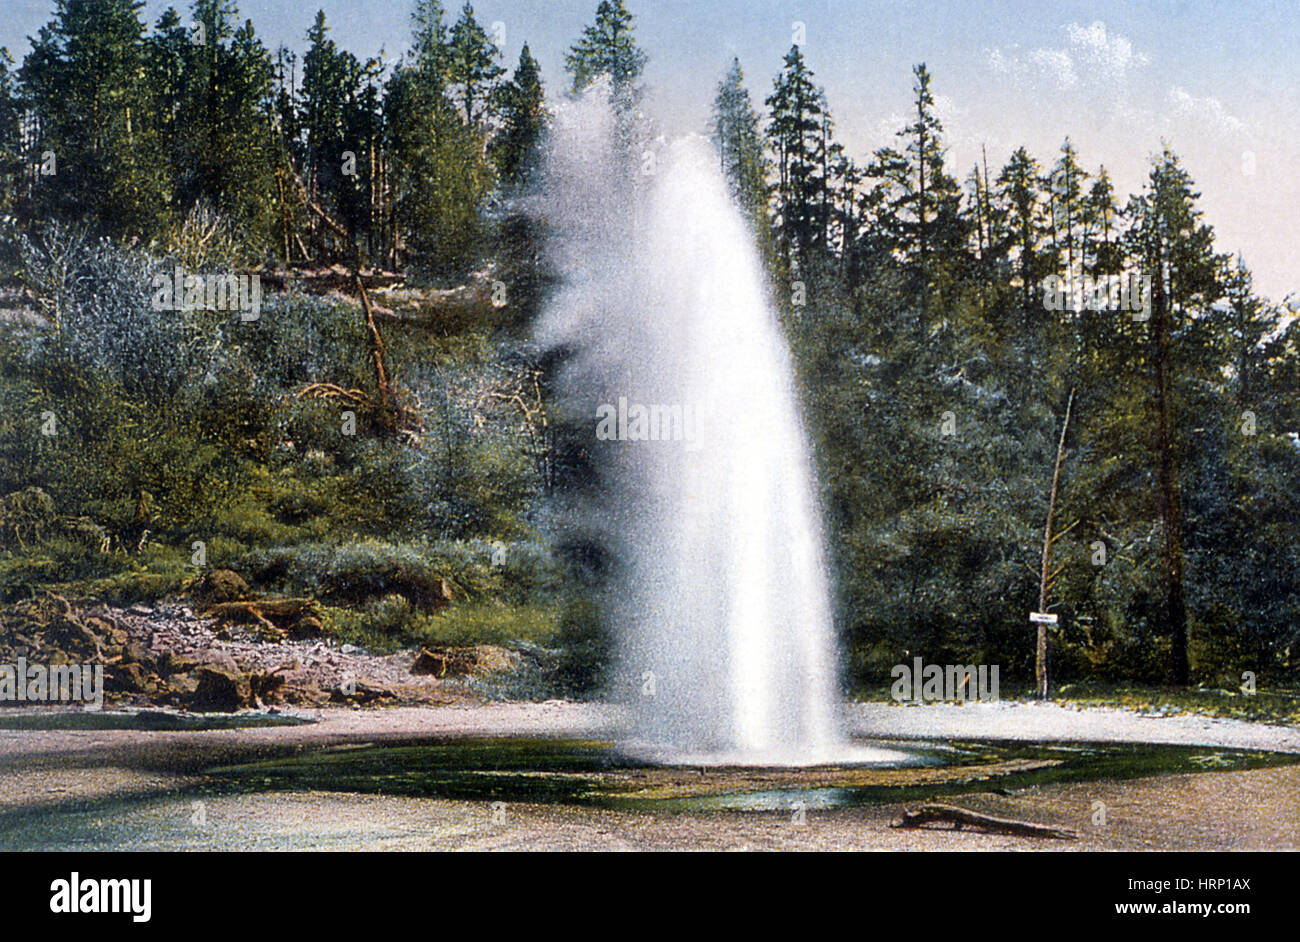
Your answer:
[1031,611,1058,699]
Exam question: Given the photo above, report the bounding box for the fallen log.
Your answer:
[201,599,319,635]
[892,802,1078,840]
[330,679,398,704]
[411,646,476,678]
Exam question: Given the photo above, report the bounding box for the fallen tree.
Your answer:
[892,802,1079,840]
[200,599,324,638]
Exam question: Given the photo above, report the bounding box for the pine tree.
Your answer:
[491,44,546,186]
[710,58,768,236]
[144,9,188,204]
[301,11,350,195]
[445,2,505,127]
[994,147,1050,319]
[21,0,171,237]
[1124,148,1225,685]
[1049,139,1089,296]
[297,10,387,257]
[385,1,491,277]
[0,49,21,221]
[411,0,450,82]
[1223,256,1275,406]
[864,64,963,311]
[171,1,276,237]
[828,148,862,273]
[1081,166,1121,278]
[565,0,646,95]
[765,45,829,270]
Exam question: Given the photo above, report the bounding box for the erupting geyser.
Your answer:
[538,87,889,766]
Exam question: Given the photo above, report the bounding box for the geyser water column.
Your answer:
[537,92,848,765]
[623,136,842,764]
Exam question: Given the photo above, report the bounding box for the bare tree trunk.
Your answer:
[355,273,395,431]
[1037,387,1075,699]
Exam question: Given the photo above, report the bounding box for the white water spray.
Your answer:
[537,89,883,765]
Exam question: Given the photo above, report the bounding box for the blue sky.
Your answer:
[3,0,1296,300]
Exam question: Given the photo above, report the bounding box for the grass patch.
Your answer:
[323,598,562,653]
[1050,681,1300,726]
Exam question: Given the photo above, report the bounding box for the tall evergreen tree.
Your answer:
[445,2,505,127]
[1050,138,1089,295]
[564,0,647,95]
[1081,166,1121,277]
[710,58,768,236]
[1124,148,1225,684]
[491,44,546,186]
[385,0,491,276]
[169,1,276,236]
[765,45,829,270]
[297,10,387,257]
[864,64,963,312]
[0,49,21,221]
[21,0,171,237]
[407,0,451,95]
[994,147,1050,319]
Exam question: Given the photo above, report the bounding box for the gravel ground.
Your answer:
[848,699,1300,753]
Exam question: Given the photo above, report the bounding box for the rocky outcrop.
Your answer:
[0,595,487,711]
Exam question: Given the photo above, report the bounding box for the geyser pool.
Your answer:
[537,92,883,765]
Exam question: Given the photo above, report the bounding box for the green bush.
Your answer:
[239,538,498,607]
[411,599,561,648]
[553,597,610,697]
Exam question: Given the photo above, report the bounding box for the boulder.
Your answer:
[155,650,197,677]
[84,615,127,647]
[250,670,287,706]
[191,569,251,605]
[194,649,239,672]
[109,662,150,693]
[290,614,325,639]
[165,672,200,701]
[189,665,252,711]
[122,642,156,669]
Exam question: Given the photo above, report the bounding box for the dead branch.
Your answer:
[297,382,375,408]
[355,274,396,428]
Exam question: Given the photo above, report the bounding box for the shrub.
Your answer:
[553,597,610,697]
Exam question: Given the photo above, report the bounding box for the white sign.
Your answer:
[1030,612,1059,625]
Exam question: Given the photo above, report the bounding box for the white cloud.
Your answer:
[1167,86,1248,139]
[1063,21,1149,83]
[1027,48,1077,89]
[987,20,1148,90]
